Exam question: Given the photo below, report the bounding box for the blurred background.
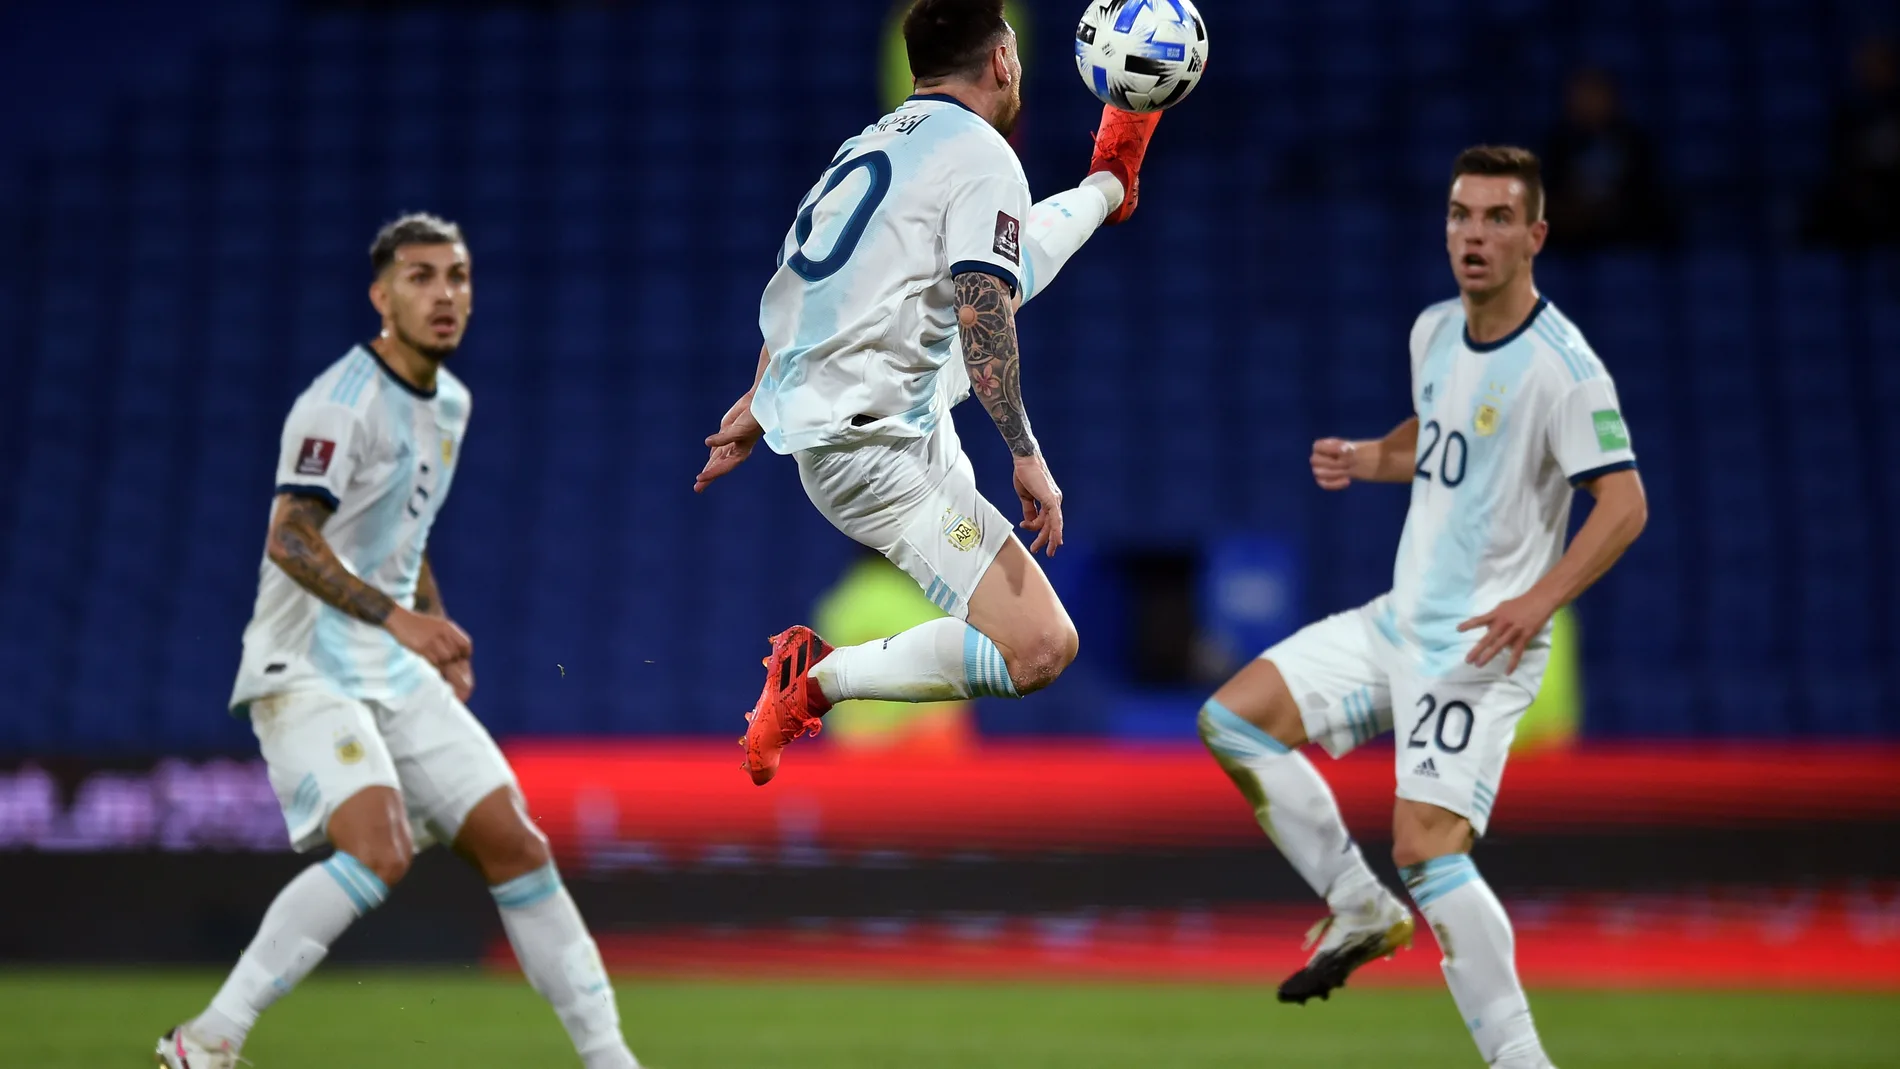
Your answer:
[1,0,1897,1064]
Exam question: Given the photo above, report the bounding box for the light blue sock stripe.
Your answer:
[1199,698,1289,759]
[962,627,1017,698]
[491,862,562,910]
[321,859,372,913]
[322,852,388,913]
[1401,854,1479,908]
[329,851,389,907]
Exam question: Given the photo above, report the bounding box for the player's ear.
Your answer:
[368,276,391,319]
[1528,218,1549,255]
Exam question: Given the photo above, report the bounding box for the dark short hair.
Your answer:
[369,212,466,276]
[1450,145,1545,223]
[904,0,1008,82]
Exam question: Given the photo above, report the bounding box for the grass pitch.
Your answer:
[3,970,1894,1068]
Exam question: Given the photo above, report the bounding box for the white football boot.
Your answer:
[154,1026,247,1068]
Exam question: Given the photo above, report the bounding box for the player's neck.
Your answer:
[1462,279,1542,346]
[911,79,999,127]
[370,335,440,394]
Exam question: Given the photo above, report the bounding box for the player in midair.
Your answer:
[1195,147,1648,1069]
[693,0,1165,785]
[157,216,643,1069]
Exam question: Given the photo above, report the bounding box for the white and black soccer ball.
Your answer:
[1074,0,1209,113]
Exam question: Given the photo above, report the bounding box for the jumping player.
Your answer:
[1196,147,1648,1069]
[693,0,1164,785]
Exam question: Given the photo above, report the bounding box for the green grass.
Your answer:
[4,971,1895,1068]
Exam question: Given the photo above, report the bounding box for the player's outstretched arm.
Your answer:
[266,493,472,668]
[1312,417,1419,489]
[695,344,771,494]
[1460,469,1648,672]
[956,272,1064,556]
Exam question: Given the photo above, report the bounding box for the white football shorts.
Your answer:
[796,422,1012,621]
[248,669,517,853]
[1261,594,1548,836]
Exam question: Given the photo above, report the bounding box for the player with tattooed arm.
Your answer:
[692,0,1165,785]
[156,215,643,1069]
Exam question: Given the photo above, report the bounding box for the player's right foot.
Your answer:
[154,1026,245,1068]
[1276,894,1415,1004]
[1088,105,1164,225]
[741,626,833,786]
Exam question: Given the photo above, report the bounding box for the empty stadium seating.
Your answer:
[0,1,1894,750]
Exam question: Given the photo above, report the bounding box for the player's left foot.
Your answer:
[741,626,834,786]
[1088,106,1164,225]
[154,1026,245,1069]
[1277,894,1415,1005]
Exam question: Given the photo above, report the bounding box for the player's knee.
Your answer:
[486,820,553,882]
[1390,806,1473,870]
[1007,623,1078,695]
[351,837,413,888]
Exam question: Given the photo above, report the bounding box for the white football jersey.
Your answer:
[1383,298,1637,675]
[230,345,471,709]
[752,94,1031,454]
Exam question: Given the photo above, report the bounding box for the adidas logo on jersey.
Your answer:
[1412,757,1439,779]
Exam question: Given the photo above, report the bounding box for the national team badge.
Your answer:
[993,211,1022,264]
[335,733,364,765]
[942,510,982,552]
[441,436,454,466]
[296,438,336,476]
[1474,403,1500,437]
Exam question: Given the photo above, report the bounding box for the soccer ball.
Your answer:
[1074,0,1209,113]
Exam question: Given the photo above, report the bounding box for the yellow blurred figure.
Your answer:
[813,555,977,754]
[1514,605,1581,753]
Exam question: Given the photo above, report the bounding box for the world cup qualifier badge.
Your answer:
[993,211,1021,264]
[296,438,336,476]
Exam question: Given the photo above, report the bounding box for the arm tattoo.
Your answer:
[415,556,445,618]
[955,272,1038,458]
[268,495,397,626]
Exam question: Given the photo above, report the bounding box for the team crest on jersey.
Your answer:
[942,509,983,552]
[993,211,1021,264]
[335,733,365,765]
[1474,382,1508,437]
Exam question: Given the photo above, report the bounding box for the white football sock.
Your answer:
[1198,699,1385,914]
[492,864,640,1069]
[1018,179,1117,305]
[191,852,387,1050]
[812,617,1018,702]
[1404,855,1551,1068]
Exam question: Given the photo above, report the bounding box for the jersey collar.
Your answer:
[905,92,978,116]
[1463,297,1548,353]
[362,342,439,400]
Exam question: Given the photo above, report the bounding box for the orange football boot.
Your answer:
[1088,105,1164,225]
[742,626,834,786]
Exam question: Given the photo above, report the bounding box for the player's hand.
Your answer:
[1458,592,1557,674]
[442,656,476,703]
[694,396,765,493]
[1311,438,1359,491]
[1013,453,1065,557]
[386,606,473,669]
